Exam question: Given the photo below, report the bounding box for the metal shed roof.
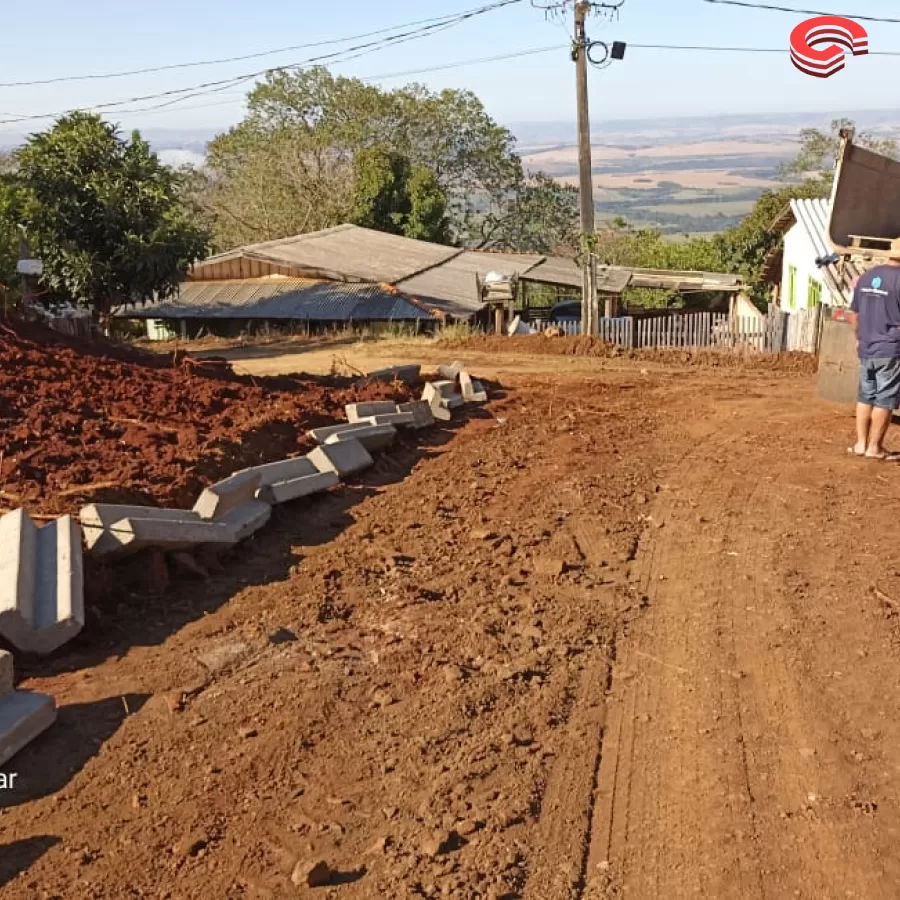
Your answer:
[520,257,633,294]
[116,278,435,321]
[522,256,742,293]
[193,224,462,284]
[396,250,542,317]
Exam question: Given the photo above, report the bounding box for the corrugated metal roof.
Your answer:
[790,198,864,305]
[523,257,741,293]
[115,278,434,321]
[193,224,462,284]
[521,256,581,289]
[629,267,742,292]
[521,257,634,293]
[396,250,543,316]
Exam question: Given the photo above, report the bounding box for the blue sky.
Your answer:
[0,0,897,138]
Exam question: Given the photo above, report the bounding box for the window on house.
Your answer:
[788,265,797,309]
[808,278,822,308]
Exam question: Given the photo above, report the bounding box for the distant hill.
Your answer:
[2,110,897,238]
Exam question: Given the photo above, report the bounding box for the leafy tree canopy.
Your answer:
[203,67,538,250]
[14,112,209,314]
[0,155,23,296]
[351,147,449,243]
[477,173,579,254]
[779,117,900,191]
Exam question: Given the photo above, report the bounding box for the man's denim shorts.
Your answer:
[859,357,900,409]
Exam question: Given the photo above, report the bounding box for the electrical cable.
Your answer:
[127,45,568,115]
[0,0,526,88]
[5,37,899,127]
[90,45,566,119]
[0,1,522,125]
[701,0,900,24]
[630,42,900,54]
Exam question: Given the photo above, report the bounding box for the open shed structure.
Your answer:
[116,224,744,338]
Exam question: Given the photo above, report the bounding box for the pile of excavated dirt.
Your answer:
[449,334,820,374]
[0,321,414,516]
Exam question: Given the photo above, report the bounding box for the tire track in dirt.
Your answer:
[522,652,610,900]
[588,463,765,899]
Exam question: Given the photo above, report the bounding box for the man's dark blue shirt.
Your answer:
[851,264,900,359]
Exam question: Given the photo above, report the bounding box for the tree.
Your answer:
[780,117,900,192]
[350,147,449,243]
[0,155,23,296]
[592,218,724,271]
[405,166,451,244]
[15,113,209,314]
[204,67,526,249]
[476,173,579,254]
[711,183,823,298]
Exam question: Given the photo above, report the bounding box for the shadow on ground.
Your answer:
[0,836,62,889]
[0,693,150,809]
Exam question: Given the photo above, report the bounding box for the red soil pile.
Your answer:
[0,321,413,516]
[451,334,819,374]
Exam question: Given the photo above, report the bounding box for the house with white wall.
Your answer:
[766,198,862,312]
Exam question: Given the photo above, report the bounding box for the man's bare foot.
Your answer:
[849,444,867,456]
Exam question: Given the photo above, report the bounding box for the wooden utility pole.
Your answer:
[574,1,599,335]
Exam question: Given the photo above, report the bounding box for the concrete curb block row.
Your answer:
[0,363,487,762]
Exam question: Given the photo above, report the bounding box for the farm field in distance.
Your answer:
[516,109,900,236]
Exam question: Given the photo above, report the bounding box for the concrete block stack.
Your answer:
[424,362,488,416]
[0,650,57,766]
[422,381,461,421]
[460,371,489,403]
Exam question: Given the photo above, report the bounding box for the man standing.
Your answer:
[850,256,900,460]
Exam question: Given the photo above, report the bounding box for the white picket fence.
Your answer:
[534,305,822,354]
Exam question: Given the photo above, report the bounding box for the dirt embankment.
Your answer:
[0,322,413,516]
[449,334,819,374]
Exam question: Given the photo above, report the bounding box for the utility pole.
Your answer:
[574,0,599,335]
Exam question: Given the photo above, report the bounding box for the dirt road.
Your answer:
[3,355,900,899]
[588,380,900,900]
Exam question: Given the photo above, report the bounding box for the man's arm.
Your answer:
[849,289,860,343]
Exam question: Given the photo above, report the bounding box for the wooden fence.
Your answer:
[535,305,822,354]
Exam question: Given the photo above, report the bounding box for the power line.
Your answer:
[0,0,525,88]
[113,45,568,118]
[701,0,900,24]
[6,34,900,127]
[0,0,521,126]
[631,42,900,54]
